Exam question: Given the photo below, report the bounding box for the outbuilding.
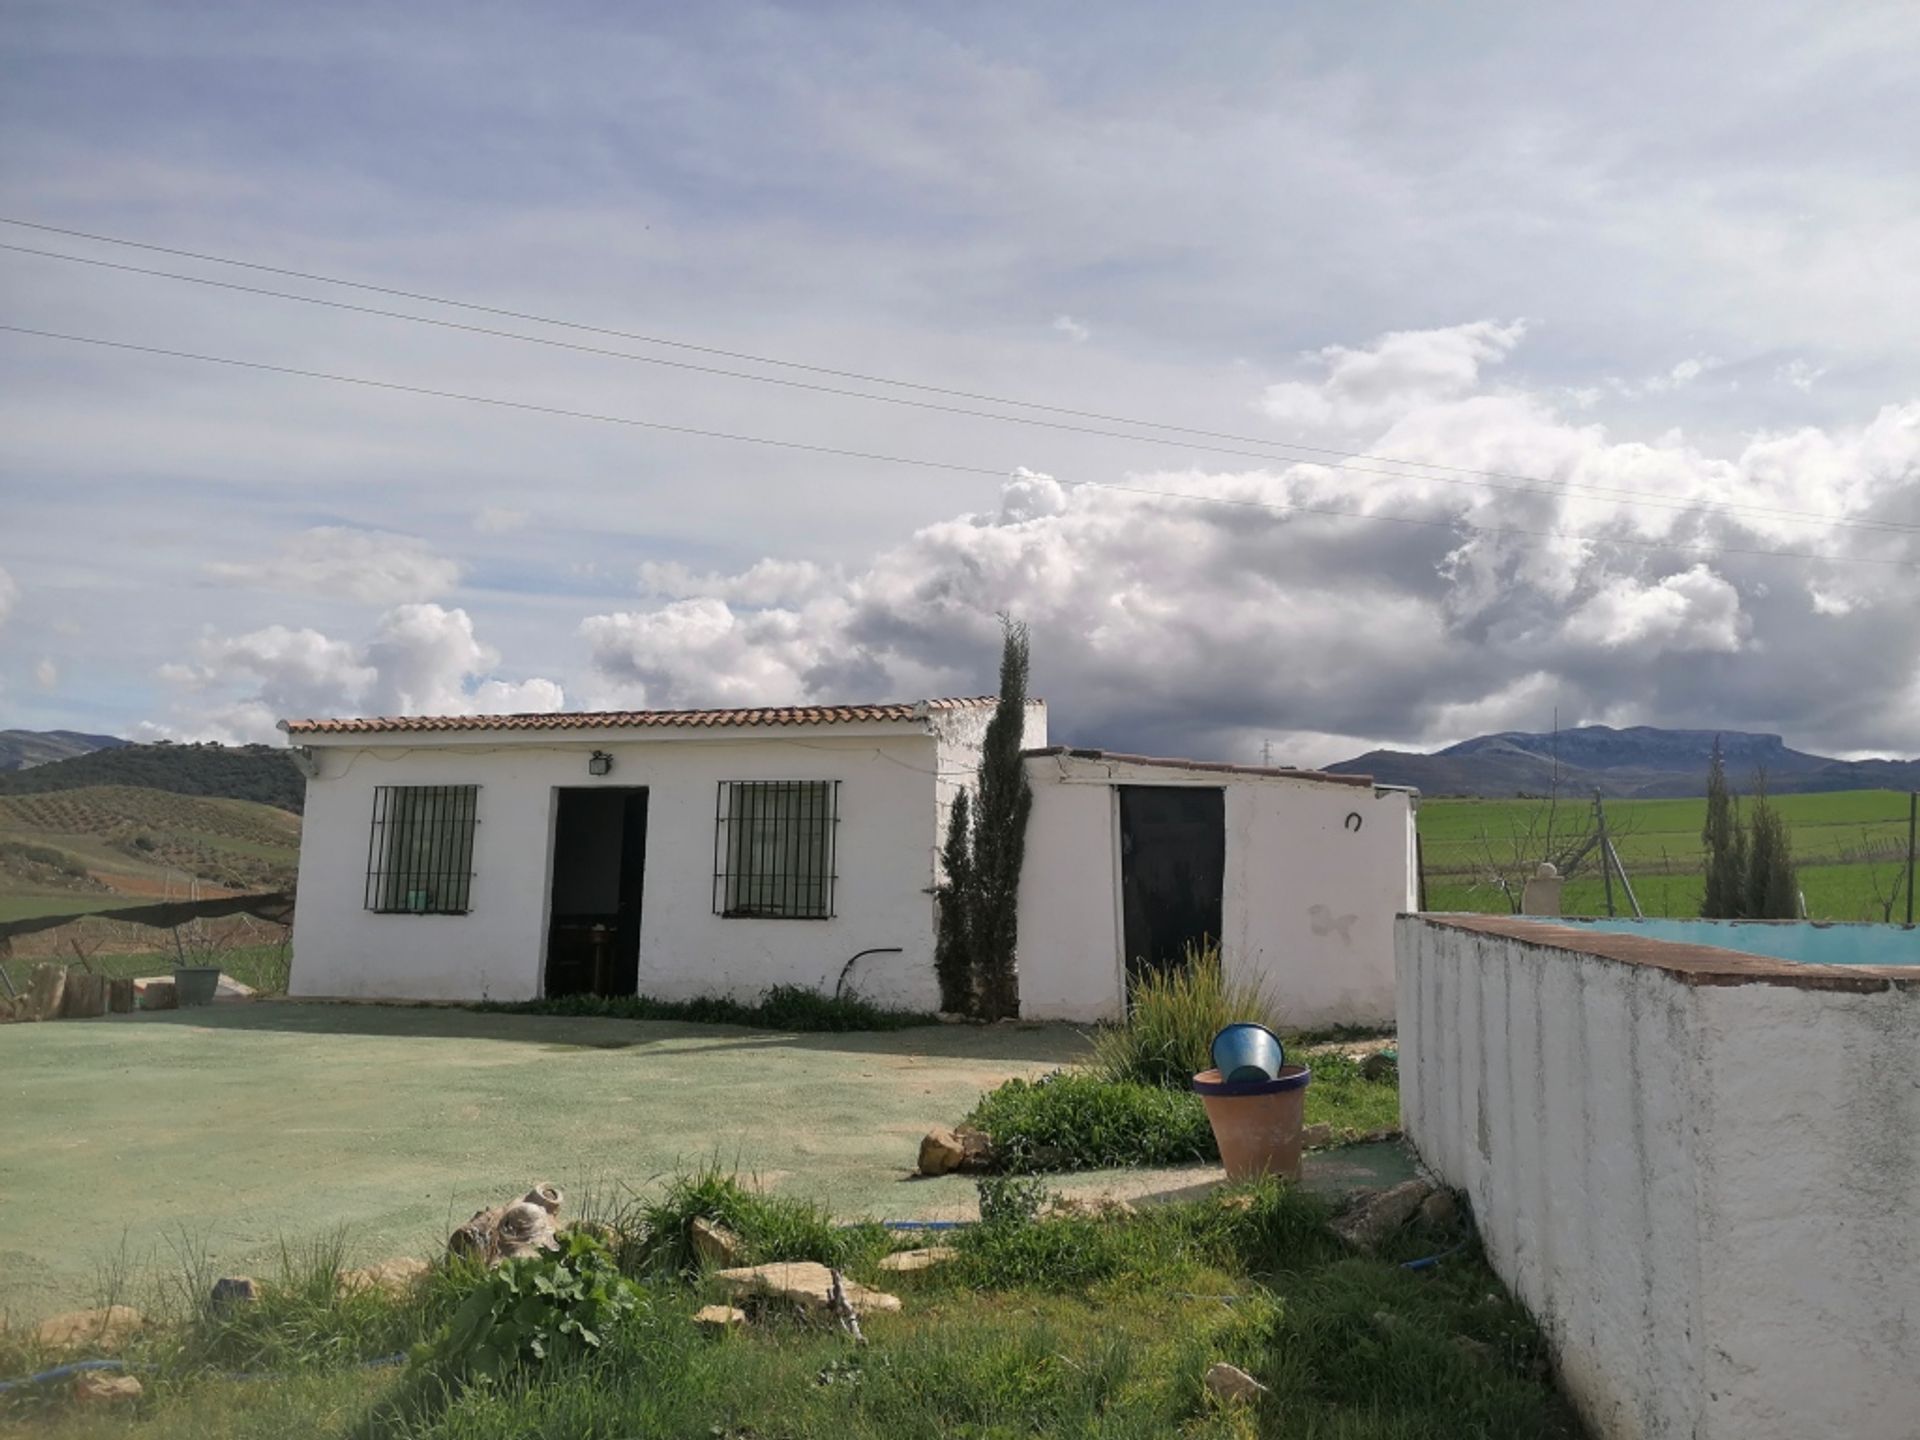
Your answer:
[281,696,1414,1024]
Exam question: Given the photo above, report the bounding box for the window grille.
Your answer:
[365,785,479,914]
[713,780,838,919]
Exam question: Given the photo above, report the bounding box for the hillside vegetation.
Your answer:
[0,785,300,923]
[1421,788,1914,922]
[0,739,305,813]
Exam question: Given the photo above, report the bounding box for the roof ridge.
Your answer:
[280,695,1006,737]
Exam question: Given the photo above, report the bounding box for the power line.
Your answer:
[3,320,1911,571]
[1,215,1906,539]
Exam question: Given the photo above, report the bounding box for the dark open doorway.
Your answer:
[1118,786,1225,986]
[545,787,647,998]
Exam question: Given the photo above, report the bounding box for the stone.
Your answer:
[338,1257,431,1298]
[1416,1189,1461,1230]
[1204,1361,1269,1402]
[71,1371,143,1404]
[1359,1051,1397,1082]
[210,1276,260,1308]
[918,1126,967,1175]
[693,1303,748,1331]
[1332,1179,1436,1251]
[713,1261,902,1316]
[1300,1122,1334,1150]
[876,1245,958,1273]
[450,1186,564,1265]
[691,1217,743,1266]
[34,1305,143,1351]
[24,962,66,1022]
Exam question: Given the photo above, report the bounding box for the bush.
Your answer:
[417,1232,645,1381]
[472,985,937,1033]
[966,1071,1216,1172]
[1090,940,1284,1089]
[632,1167,888,1276]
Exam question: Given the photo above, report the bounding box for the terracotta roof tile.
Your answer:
[281,696,998,738]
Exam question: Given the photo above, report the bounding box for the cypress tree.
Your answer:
[1743,773,1799,918]
[968,618,1034,1021]
[1701,736,1746,918]
[933,787,974,1013]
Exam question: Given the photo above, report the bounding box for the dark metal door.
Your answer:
[1118,786,1225,983]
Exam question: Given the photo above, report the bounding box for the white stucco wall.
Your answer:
[288,724,950,1010]
[1398,915,1920,1440]
[1016,755,1417,1025]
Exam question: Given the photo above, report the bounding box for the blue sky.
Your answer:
[1,1,1917,762]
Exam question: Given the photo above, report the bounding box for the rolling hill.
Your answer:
[0,739,305,813]
[0,728,128,773]
[1328,725,1920,798]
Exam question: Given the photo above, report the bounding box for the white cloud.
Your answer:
[473,507,529,534]
[1259,320,1527,431]
[151,604,563,742]
[1051,314,1091,343]
[0,565,16,629]
[33,657,58,690]
[206,527,462,604]
[1560,565,1747,652]
[638,557,831,608]
[1777,359,1829,393]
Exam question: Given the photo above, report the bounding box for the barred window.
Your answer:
[714,780,838,919]
[365,785,478,914]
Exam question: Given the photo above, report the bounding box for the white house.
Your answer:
[281,696,1415,1025]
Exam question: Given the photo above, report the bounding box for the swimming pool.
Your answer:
[1557,916,1918,967]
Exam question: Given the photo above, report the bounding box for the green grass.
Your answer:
[470,984,939,1032]
[1421,787,1913,920]
[1,1174,1580,1440]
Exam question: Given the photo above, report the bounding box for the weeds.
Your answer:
[1090,941,1285,1089]
[632,1166,891,1276]
[470,985,937,1033]
[966,1070,1216,1172]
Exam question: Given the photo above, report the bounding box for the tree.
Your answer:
[933,788,973,1013]
[1743,773,1799,919]
[1701,736,1747,919]
[933,617,1035,1020]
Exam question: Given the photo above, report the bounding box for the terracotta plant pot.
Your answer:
[1192,1064,1311,1181]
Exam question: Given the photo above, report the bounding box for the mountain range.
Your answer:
[1326,726,1920,798]
[0,728,128,773]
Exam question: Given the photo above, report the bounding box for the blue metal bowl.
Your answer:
[1211,1022,1284,1083]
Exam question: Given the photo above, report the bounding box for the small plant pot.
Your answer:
[173,966,223,1007]
[1192,1064,1311,1181]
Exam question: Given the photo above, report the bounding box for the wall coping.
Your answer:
[1408,913,1917,993]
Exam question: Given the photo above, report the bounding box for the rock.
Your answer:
[1300,1122,1334,1149]
[691,1217,743,1266]
[1360,1051,1397,1081]
[450,1185,565,1265]
[35,1305,143,1351]
[1416,1189,1461,1230]
[918,1126,967,1175]
[714,1261,902,1316]
[1204,1361,1269,1402]
[338,1257,431,1298]
[24,962,66,1022]
[876,1245,958,1273]
[1332,1179,1436,1251]
[693,1303,748,1331]
[71,1371,143,1404]
[210,1276,260,1308]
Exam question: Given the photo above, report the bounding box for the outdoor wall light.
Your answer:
[587,750,614,777]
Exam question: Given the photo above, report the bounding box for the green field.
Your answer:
[1420,788,1914,921]
[0,785,300,923]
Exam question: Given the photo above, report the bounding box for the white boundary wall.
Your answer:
[1397,915,1920,1440]
[1016,754,1416,1025]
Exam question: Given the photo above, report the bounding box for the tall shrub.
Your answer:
[934,617,1035,1020]
[1091,940,1284,1089]
[1701,736,1746,919]
[934,788,974,1013]
[1743,776,1799,919]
